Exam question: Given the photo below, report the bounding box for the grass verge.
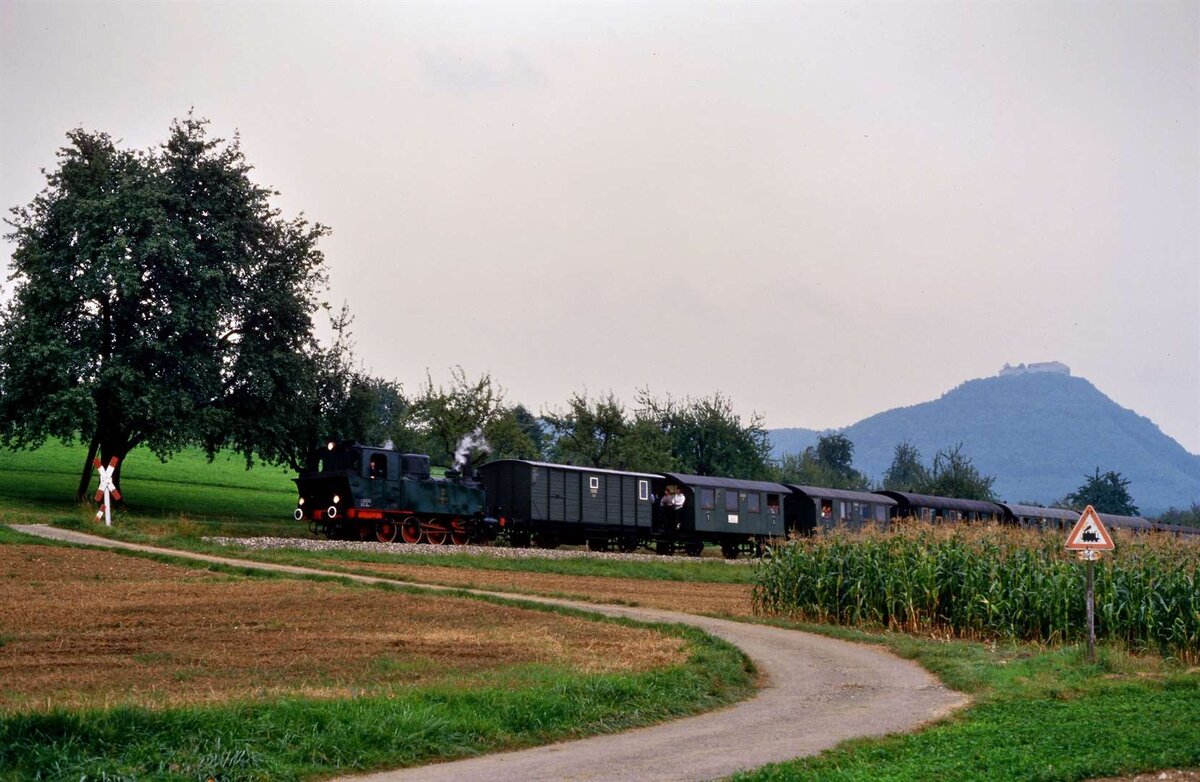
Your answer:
[731,620,1200,782]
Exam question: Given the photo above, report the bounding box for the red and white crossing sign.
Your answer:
[1064,505,1114,552]
[93,456,121,527]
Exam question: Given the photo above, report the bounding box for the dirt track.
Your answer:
[14,525,968,782]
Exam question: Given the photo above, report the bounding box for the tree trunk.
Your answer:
[75,434,101,503]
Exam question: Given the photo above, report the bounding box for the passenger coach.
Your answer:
[654,473,789,558]
[785,485,896,534]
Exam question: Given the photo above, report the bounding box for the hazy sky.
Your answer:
[2,1,1197,453]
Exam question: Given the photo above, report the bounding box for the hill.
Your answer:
[770,373,1200,515]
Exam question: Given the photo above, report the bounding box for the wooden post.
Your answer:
[1065,506,1112,664]
[1085,552,1096,663]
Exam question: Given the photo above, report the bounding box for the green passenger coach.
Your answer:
[654,473,789,558]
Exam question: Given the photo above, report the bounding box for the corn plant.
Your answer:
[753,524,1200,660]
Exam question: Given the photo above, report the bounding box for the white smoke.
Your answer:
[382,439,395,450]
[453,428,491,471]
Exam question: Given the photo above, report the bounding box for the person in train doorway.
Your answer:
[660,485,685,532]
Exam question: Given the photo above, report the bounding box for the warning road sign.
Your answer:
[1065,505,1115,551]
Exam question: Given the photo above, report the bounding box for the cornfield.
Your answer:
[753,524,1200,660]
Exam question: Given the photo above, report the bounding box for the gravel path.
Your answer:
[15,524,968,782]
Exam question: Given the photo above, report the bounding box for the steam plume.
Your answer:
[453,428,491,470]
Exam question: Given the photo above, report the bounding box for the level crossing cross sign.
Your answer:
[93,456,121,527]
[1064,505,1114,553]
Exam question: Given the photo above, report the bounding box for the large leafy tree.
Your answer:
[404,367,533,467]
[642,391,772,479]
[774,433,869,491]
[924,443,996,501]
[544,391,628,468]
[0,117,331,500]
[882,441,930,491]
[1066,468,1139,516]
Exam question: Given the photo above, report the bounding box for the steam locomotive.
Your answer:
[294,442,493,545]
[293,441,1198,556]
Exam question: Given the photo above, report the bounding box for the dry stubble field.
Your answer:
[0,544,688,712]
[313,557,757,617]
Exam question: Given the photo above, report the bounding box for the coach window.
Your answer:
[638,480,649,501]
[820,500,833,519]
[369,453,388,480]
[766,494,780,514]
[700,488,716,510]
[725,490,740,512]
[747,493,761,513]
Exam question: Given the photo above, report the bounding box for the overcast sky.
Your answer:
[2,0,1197,453]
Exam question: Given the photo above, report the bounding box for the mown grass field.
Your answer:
[0,439,298,532]
[2,442,1198,780]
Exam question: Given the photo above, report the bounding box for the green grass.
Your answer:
[0,439,296,523]
[1,631,753,781]
[731,622,1200,781]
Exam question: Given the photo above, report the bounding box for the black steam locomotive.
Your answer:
[295,441,494,545]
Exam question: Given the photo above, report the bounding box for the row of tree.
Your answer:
[773,435,999,500]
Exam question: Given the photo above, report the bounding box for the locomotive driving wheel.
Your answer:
[450,518,469,546]
[423,520,448,545]
[376,522,398,544]
[400,518,422,544]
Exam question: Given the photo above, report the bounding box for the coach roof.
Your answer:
[998,503,1079,521]
[787,485,899,505]
[880,491,1003,515]
[662,473,791,494]
[481,459,660,479]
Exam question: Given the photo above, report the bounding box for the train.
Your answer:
[293,440,1199,556]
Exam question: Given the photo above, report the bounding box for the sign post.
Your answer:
[93,456,122,527]
[1064,505,1115,662]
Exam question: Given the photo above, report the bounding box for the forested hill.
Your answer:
[770,373,1200,515]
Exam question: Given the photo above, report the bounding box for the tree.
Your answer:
[774,433,869,490]
[1157,503,1200,528]
[643,391,772,479]
[239,303,409,473]
[882,441,930,491]
[482,406,541,462]
[923,444,996,501]
[1066,468,1139,516]
[608,414,676,473]
[407,367,505,466]
[544,391,627,468]
[0,117,331,500]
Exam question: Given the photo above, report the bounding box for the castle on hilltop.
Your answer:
[999,361,1071,377]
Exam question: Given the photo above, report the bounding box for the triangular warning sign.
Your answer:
[1065,505,1115,550]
